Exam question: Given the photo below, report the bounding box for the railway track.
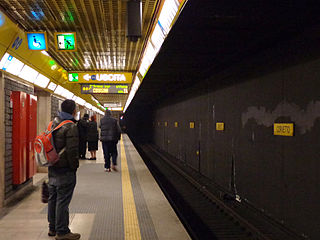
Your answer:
[135,143,308,240]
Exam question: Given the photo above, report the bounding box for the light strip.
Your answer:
[125,0,183,112]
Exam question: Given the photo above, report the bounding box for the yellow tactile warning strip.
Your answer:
[120,138,142,240]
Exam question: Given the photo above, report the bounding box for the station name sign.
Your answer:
[68,72,132,84]
[81,84,128,94]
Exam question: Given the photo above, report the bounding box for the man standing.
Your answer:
[48,99,81,240]
[100,109,121,172]
[78,113,89,159]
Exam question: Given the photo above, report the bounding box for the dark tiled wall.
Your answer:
[4,78,33,199]
[51,96,60,120]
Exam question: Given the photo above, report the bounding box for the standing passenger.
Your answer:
[100,110,121,172]
[48,99,81,240]
[78,113,89,159]
[88,115,98,160]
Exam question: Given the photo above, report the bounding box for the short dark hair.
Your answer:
[61,99,76,114]
[105,109,111,116]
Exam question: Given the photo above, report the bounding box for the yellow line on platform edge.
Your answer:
[120,138,142,240]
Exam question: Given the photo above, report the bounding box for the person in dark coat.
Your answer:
[99,109,121,172]
[48,99,81,240]
[78,113,89,159]
[87,115,98,160]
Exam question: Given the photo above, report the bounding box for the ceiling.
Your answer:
[127,0,320,115]
[0,0,160,108]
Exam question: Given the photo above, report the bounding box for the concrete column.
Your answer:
[35,90,51,173]
[79,105,86,118]
[0,72,5,208]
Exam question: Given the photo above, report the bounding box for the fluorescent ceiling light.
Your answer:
[62,89,73,99]
[158,0,180,35]
[18,65,39,83]
[47,82,57,91]
[6,57,24,76]
[54,85,64,95]
[151,24,165,52]
[41,50,50,56]
[75,97,85,106]
[0,53,9,69]
[34,74,50,88]
[72,95,78,101]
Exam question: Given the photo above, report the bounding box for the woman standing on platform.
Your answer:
[87,115,99,160]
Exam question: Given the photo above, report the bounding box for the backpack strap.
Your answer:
[53,120,74,132]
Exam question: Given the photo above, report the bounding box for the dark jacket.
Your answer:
[78,117,89,139]
[49,113,79,172]
[99,115,121,142]
[87,121,98,142]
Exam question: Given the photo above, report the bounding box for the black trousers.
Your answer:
[79,139,87,158]
[102,141,118,169]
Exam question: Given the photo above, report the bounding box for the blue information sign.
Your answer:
[26,32,48,50]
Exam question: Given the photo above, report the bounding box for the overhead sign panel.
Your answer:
[68,72,133,84]
[55,32,77,51]
[26,32,48,50]
[104,102,121,108]
[81,84,128,94]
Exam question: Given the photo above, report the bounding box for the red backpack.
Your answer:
[34,120,74,166]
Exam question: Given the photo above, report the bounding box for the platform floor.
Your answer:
[0,135,191,240]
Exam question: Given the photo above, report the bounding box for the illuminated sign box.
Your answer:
[68,72,133,84]
[273,123,294,136]
[55,32,77,51]
[26,32,48,50]
[81,84,128,94]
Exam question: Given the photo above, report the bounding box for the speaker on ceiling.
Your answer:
[126,0,142,42]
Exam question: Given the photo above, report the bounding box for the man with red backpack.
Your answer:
[47,99,81,240]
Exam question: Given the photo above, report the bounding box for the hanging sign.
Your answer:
[68,72,133,84]
[26,32,48,50]
[81,84,128,94]
[54,32,77,51]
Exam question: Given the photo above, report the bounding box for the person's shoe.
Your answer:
[48,230,56,236]
[111,165,118,172]
[104,168,111,172]
[93,157,96,160]
[55,232,81,240]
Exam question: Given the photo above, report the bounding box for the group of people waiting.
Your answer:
[47,99,122,240]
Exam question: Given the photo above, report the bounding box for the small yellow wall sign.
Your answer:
[165,121,168,127]
[190,122,195,129]
[273,123,294,136]
[174,122,178,127]
[216,122,224,131]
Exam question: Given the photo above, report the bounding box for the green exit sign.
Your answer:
[55,32,77,51]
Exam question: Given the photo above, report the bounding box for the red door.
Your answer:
[26,94,37,179]
[11,91,27,184]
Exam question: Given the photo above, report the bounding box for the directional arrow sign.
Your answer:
[68,72,133,84]
[83,74,90,81]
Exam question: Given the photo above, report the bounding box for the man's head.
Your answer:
[61,99,76,115]
[84,113,89,119]
[105,109,111,117]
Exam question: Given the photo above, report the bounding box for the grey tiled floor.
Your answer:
[0,136,190,240]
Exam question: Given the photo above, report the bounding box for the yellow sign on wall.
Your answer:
[190,122,195,129]
[174,122,178,127]
[165,121,168,127]
[216,122,225,131]
[68,72,133,84]
[273,123,294,136]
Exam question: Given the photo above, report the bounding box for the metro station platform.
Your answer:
[0,134,190,240]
